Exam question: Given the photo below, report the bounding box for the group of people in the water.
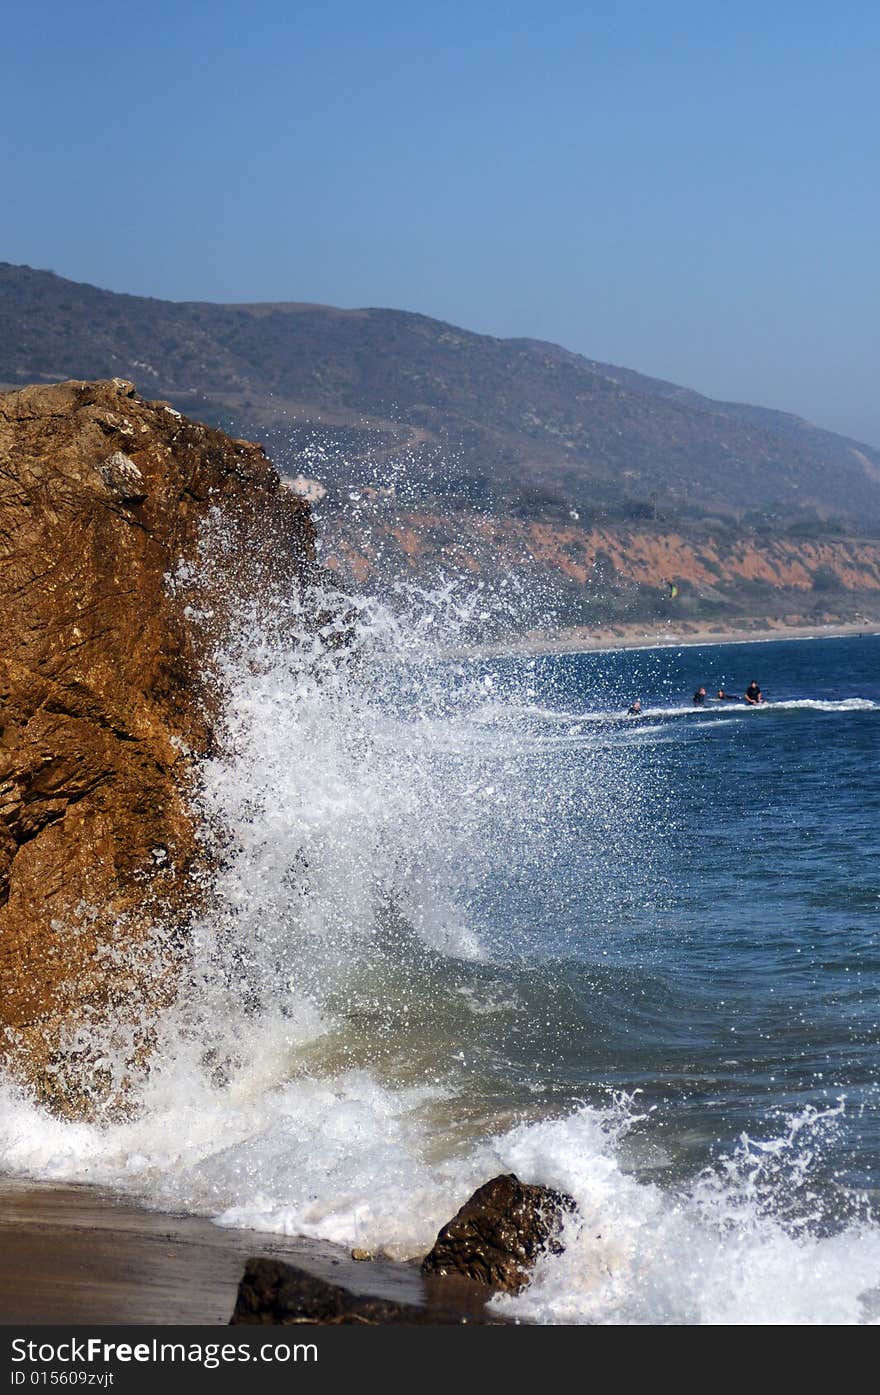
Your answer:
[627,680,765,716]
[693,680,764,706]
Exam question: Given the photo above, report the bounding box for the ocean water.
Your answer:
[2,550,879,1325]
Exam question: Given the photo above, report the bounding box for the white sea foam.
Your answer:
[494,697,878,729]
[760,697,877,711]
[626,697,877,719]
[4,1072,879,1322]
[490,1102,880,1325]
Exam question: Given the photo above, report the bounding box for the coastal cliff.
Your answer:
[320,508,880,635]
[0,379,316,1116]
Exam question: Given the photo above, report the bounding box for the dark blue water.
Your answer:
[458,634,880,1206]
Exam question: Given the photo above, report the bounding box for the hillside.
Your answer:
[3,262,880,530]
[4,261,880,635]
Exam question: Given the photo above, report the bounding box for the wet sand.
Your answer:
[0,1179,489,1325]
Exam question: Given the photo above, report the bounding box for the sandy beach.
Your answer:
[476,617,880,658]
[0,1179,489,1326]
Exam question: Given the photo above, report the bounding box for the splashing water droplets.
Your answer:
[3,512,879,1321]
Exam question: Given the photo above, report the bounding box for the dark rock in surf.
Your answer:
[230,1257,499,1325]
[421,1172,577,1293]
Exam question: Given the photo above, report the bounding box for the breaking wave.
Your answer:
[2,515,879,1323]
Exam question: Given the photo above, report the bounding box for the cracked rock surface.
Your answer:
[0,379,316,1116]
[421,1173,578,1293]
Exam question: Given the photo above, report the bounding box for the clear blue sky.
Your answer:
[5,0,880,444]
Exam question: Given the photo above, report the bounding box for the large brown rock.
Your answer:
[421,1173,577,1293]
[0,379,316,1116]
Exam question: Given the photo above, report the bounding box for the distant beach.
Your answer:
[475,617,879,658]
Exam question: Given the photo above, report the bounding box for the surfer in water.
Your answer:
[715,688,740,701]
[627,699,642,716]
[744,680,765,705]
[693,687,707,705]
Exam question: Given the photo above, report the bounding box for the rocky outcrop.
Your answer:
[0,379,316,1116]
[421,1173,577,1293]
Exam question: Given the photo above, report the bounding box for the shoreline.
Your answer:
[0,1178,491,1326]
[470,617,880,659]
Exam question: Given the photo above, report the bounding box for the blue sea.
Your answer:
[478,634,880,1188]
[2,604,879,1323]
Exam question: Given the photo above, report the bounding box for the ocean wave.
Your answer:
[3,1072,878,1322]
[2,536,878,1323]
[501,697,879,727]
[491,1102,880,1325]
